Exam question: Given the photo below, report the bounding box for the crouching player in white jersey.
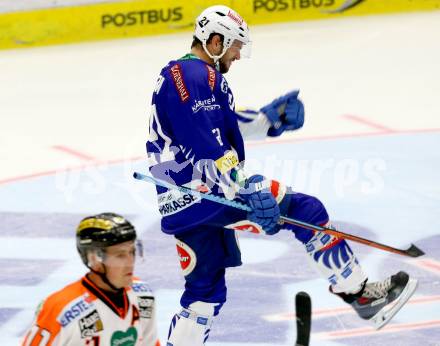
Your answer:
[22,213,160,346]
[146,5,418,345]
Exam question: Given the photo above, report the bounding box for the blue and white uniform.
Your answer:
[147,54,247,234]
[146,55,367,346]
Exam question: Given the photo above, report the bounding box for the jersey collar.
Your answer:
[179,53,199,61]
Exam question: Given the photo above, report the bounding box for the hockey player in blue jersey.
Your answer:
[146,5,417,345]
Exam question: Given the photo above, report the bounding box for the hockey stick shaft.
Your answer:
[280,217,424,257]
[295,292,311,346]
[133,172,424,258]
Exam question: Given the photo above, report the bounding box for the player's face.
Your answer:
[102,240,136,288]
[219,40,243,74]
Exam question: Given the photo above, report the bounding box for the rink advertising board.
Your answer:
[0,0,219,49]
[0,0,439,49]
[236,0,440,24]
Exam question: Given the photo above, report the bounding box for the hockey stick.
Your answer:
[133,172,424,258]
[295,292,311,346]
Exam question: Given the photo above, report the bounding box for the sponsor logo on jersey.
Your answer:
[58,295,93,327]
[206,65,216,91]
[131,282,152,293]
[79,310,103,338]
[191,95,220,114]
[215,151,239,174]
[157,189,200,216]
[110,327,138,346]
[170,64,189,102]
[137,296,154,318]
[176,240,197,276]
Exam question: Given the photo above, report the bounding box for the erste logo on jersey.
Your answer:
[79,310,103,338]
[176,240,197,276]
[57,295,93,327]
[206,65,216,91]
[136,296,154,318]
[170,64,189,102]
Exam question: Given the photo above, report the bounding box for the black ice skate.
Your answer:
[332,271,418,329]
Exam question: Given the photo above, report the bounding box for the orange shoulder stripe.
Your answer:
[34,278,96,337]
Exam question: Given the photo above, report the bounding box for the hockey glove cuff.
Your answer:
[239,174,281,235]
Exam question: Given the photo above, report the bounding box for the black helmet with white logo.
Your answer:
[76,212,137,266]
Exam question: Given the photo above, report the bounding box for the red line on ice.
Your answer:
[411,259,440,275]
[52,145,96,161]
[314,319,440,340]
[342,114,395,132]
[246,127,440,148]
[0,156,143,185]
[265,295,440,321]
[2,127,440,185]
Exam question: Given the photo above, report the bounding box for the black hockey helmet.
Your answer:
[76,212,137,267]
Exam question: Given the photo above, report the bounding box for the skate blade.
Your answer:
[371,278,418,330]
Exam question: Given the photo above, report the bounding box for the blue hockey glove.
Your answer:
[239,175,280,235]
[260,90,305,137]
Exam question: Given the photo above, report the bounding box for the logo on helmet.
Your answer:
[113,216,125,224]
[227,10,244,26]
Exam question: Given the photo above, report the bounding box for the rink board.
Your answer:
[1,0,440,49]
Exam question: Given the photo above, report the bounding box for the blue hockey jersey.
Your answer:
[147,54,271,234]
[146,54,269,234]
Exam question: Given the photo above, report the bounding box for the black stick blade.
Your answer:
[295,292,311,346]
[406,244,425,257]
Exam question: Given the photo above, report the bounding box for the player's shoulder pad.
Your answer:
[165,59,217,102]
[37,280,95,328]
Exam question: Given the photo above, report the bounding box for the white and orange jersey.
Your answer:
[22,276,160,346]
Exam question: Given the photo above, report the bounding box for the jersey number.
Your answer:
[24,326,50,346]
[86,336,100,346]
[212,128,223,146]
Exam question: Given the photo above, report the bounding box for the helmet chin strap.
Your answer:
[202,43,228,71]
[89,265,123,292]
